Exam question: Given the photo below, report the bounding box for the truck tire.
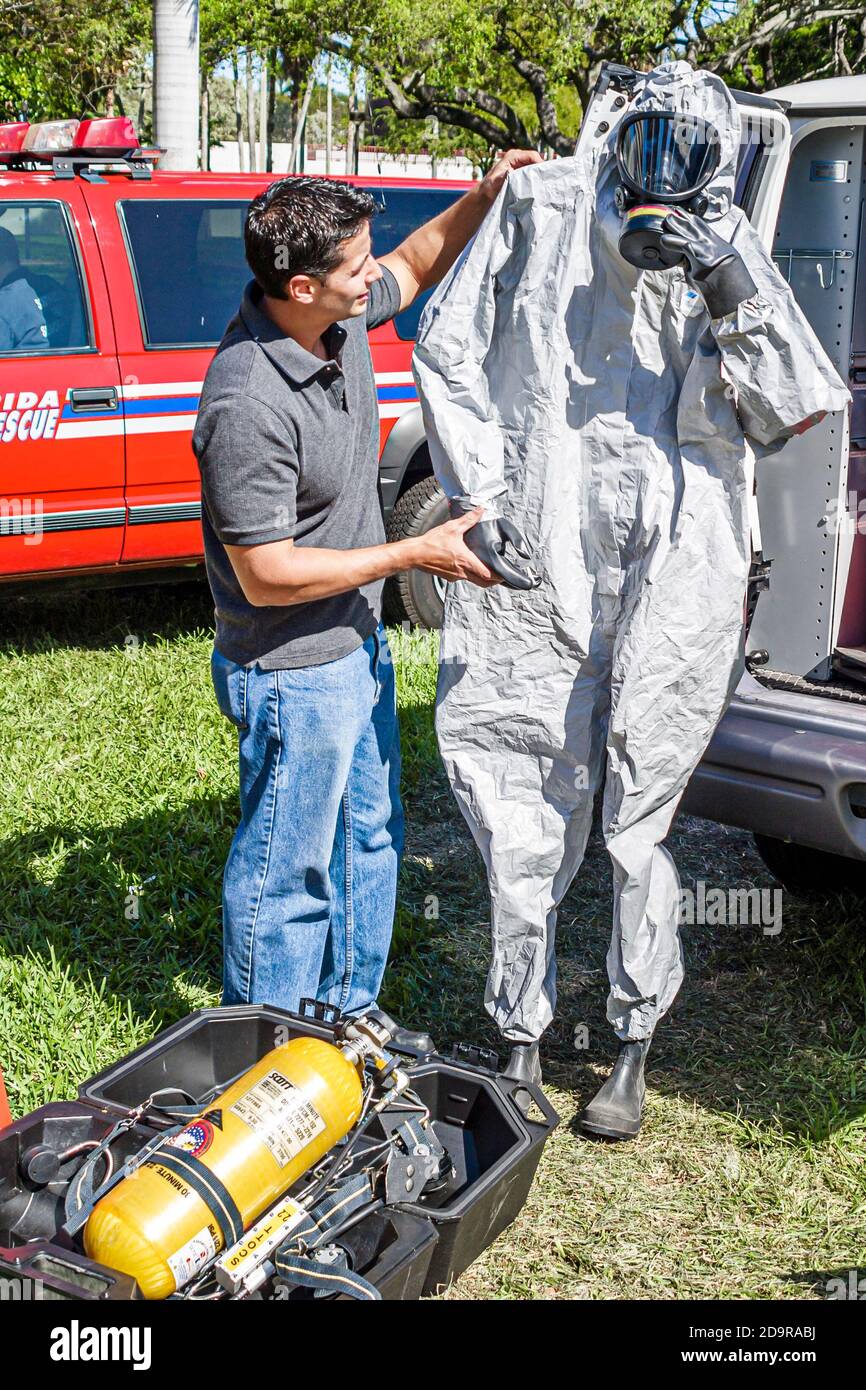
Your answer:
[385,475,449,630]
[753,833,866,897]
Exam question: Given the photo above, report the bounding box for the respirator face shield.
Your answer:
[614,110,722,270]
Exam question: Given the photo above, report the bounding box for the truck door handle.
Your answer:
[69,387,119,412]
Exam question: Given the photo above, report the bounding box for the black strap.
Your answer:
[274,1250,381,1301]
[144,1149,244,1249]
[273,1173,378,1299]
[62,1122,183,1237]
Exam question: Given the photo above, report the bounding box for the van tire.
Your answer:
[384,475,448,630]
[753,833,866,897]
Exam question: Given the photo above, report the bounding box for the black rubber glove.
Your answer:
[660,209,758,318]
[449,499,539,590]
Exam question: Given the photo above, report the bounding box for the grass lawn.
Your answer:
[0,577,864,1299]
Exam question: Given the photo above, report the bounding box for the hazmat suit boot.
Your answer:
[578,1038,651,1141]
[502,1041,542,1088]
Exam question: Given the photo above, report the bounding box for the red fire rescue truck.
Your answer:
[0,116,469,625]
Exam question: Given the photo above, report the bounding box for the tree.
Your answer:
[153,0,200,168]
[1,0,149,120]
[314,0,866,158]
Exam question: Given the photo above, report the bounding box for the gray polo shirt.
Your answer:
[193,267,402,668]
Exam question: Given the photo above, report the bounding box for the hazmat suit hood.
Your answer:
[618,60,740,216]
[592,62,740,277]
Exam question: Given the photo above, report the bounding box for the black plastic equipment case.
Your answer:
[77,1005,558,1295]
[0,1101,439,1301]
[0,1103,152,1299]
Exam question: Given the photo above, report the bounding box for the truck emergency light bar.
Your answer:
[0,118,162,180]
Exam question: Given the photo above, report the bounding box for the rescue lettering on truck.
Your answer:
[0,390,60,442]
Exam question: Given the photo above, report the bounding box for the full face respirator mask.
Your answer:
[614,110,721,270]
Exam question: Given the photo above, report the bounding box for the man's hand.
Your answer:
[449,499,538,589]
[410,506,501,587]
[479,148,544,203]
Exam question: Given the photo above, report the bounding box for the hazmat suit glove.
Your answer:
[660,209,758,319]
[448,499,539,590]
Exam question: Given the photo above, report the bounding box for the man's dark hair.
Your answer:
[245,177,379,299]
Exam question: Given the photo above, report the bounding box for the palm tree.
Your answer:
[153,0,200,169]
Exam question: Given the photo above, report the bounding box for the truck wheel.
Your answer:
[385,475,449,630]
[753,834,866,897]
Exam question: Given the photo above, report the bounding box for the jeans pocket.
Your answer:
[211,648,248,730]
[371,623,393,693]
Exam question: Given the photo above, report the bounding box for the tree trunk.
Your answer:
[353,68,364,175]
[258,54,268,173]
[200,72,209,170]
[290,73,315,174]
[106,86,115,118]
[233,55,246,172]
[267,53,275,173]
[246,51,257,172]
[137,69,146,136]
[325,54,333,174]
[345,63,355,174]
[152,0,200,170]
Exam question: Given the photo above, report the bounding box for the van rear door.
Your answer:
[741,98,864,681]
[0,183,124,576]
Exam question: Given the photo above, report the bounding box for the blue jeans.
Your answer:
[211,624,404,1016]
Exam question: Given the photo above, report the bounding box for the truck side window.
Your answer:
[120,200,250,347]
[0,202,90,355]
[364,187,464,340]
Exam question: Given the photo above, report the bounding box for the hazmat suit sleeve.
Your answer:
[412,181,524,514]
[704,217,851,448]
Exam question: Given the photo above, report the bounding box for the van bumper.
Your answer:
[682,672,866,861]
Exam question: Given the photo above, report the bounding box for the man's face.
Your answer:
[292,221,381,320]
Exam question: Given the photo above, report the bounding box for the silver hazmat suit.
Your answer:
[412,62,851,1044]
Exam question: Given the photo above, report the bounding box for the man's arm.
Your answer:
[226,509,497,607]
[379,148,542,311]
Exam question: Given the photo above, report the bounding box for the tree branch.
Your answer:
[716,5,863,74]
[496,39,576,154]
[372,62,521,148]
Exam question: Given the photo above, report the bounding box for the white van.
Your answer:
[681,74,866,895]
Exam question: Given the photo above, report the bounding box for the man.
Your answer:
[193,154,539,1030]
[0,227,47,353]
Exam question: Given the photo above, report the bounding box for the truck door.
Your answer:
[0,184,124,576]
[84,183,253,565]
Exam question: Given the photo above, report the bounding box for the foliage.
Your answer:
[0,0,150,120]
[2,3,866,185]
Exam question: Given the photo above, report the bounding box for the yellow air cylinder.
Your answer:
[84,1035,364,1299]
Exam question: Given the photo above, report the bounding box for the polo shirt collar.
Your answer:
[238,279,347,384]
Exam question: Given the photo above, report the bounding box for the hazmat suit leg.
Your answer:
[599,440,751,1040]
[436,585,613,1045]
